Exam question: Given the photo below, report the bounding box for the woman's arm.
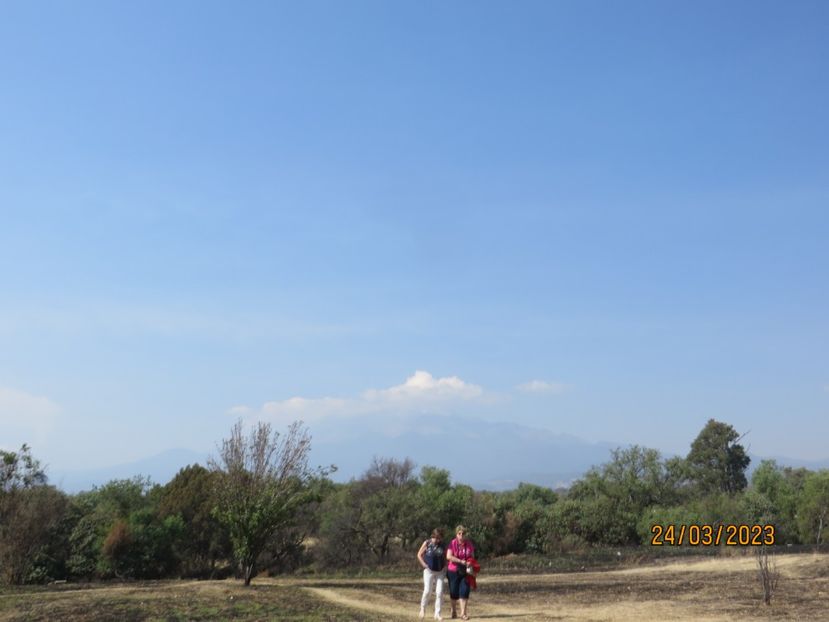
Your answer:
[417,541,428,568]
[446,543,464,565]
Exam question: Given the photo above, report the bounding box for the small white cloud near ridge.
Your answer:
[229,370,484,423]
[517,379,568,394]
[363,370,483,401]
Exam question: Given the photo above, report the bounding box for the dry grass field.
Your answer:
[1,552,827,621]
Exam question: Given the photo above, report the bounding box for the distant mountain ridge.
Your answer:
[46,416,829,493]
[309,414,620,490]
[47,416,618,492]
[49,448,209,493]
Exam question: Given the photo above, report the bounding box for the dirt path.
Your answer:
[300,555,829,621]
[303,587,410,618]
[304,586,546,621]
[303,583,770,622]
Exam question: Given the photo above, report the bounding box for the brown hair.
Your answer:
[431,528,444,540]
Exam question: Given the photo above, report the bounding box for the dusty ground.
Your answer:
[1,552,827,621]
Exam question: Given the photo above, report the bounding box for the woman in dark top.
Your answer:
[417,528,446,620]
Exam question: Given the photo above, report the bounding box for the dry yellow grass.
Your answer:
[1,552,827,621]
[290,552,829,621]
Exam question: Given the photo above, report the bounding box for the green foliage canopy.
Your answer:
[686,419,750,495]
[209,420,324,586]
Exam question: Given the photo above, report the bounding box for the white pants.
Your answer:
[421,567,445,615]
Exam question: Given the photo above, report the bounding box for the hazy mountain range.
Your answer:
[48,415,829,493]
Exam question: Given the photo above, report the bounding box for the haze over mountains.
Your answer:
[310,415,620,490]
[49,415,829,494]
[51,416,615,492]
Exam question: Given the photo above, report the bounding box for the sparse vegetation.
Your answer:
[1,553,827,621]
[2,418,829,620]
[756,544,779,605]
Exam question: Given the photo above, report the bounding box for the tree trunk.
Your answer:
[243,562,255,586]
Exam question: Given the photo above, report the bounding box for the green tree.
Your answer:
[542,498,590,552]
[66,476,172,580]
[159,465,231,577]
[362,457,419,552]
[408,466,459,543]
[565,446,676,546]
[686,419,750,495]
[491,484,557,554]
[98,507,183,579]
[318,461,469,568]
[460,489,499,555]
[261,474,334,574]
[750,460,805,544]
[638,504,704,544]
[691,491,745,526]
[317,482,367,567]
[209,420,324,585]
[344,457,418,562]
[0,445,68,585]
[1,444,46,492]
[797,470,829,547]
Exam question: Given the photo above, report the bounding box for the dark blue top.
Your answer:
[423,540,446,571]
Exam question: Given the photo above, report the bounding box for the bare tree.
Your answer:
[756,545,779,606]
[364,456,416,489]
[209,420,324,585]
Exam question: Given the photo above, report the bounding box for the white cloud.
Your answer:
[0,387,61,449]
[517,380,568,394]
[363,370,483,402]
[230,371,485,424]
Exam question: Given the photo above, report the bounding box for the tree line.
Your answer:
[1,418,828,585]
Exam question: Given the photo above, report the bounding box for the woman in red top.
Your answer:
[445,525,475,620]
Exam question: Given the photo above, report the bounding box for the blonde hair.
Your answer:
[455,525,467,535]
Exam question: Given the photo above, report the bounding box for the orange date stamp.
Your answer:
[650,524,775,546]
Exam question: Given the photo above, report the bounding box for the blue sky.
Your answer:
[1,1,827,472]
